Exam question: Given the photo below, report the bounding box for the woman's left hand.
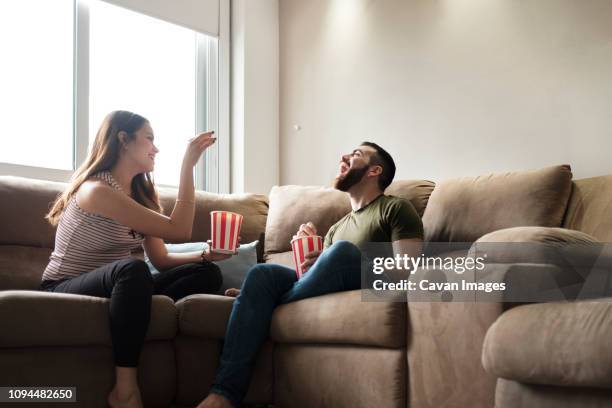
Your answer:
[202,240,238,262]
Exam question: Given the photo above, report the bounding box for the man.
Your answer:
[199,142,423,408]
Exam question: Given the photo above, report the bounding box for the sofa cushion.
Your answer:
[271,290,406,348]
[563,175,612,242]
[476,226,597,244]
[494,378,612,408]
[0,291,177,347]
[177,294,235,339]
[0,246,52,290]
[265,180,435,256]
[482,300,612,389]
[158,187,269,246]
[264,186,351,256]
[264,251,295,268]
[422,165,573,243]
[0,175,269,250]
[385,179,435,217]
[0,176,64,248]
[145,241,258,294]
[470,227,598,265]
[177,290,407,348]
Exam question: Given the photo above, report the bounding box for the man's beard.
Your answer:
[334,165,368,192]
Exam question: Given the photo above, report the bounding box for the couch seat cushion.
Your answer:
[177,294,235,339]
[271,289,406,348]
[177,291,407,348]
[483,300,612,389]
[0,291,177,347]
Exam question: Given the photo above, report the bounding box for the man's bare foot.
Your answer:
[196,392,233,408]
[107,387,142,408]
[224,288,240,297]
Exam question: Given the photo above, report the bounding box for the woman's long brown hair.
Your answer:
[46,110,162,226]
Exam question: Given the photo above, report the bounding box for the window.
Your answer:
[89,0,204,186]
[0,0,74,170]
[0,0,223,190]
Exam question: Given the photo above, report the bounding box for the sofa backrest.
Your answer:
[422,165,574,243]
[563,175,612,242]
[0,176,269,290]
[383,180,436,218]
[0,176,63,249]
[157,187,269,245]
[263,180,436,263]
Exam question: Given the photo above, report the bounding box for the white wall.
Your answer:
[231,0,279,194]
[279,0,612,186]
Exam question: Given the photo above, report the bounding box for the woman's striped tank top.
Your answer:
[42,171,145,281]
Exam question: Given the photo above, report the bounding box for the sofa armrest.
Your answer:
[468,228,612,302]
[475,226,597,245]
[482,300,612,389]
[0,291,176,347]
[270,289,406,348]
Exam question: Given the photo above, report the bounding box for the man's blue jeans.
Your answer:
[210,240,362,406]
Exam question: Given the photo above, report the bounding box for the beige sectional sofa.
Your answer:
[0,165,611,408]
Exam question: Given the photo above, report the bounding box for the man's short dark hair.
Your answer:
[361,141,396,191]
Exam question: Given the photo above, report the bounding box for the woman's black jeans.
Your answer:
[40,258,222,367]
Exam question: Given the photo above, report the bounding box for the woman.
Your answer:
[40,110,231,408]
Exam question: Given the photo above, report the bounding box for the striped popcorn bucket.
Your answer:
[210,211,243,254]
[291,235,324,279]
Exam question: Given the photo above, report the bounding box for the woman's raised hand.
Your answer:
[183,131,216,168]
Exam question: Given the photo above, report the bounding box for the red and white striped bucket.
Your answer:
[291,235,324,278]
[210,211,243,253]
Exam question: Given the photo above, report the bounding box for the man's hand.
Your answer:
[291,222,322,273]
[301,249,322,273]
[292,221,318,240]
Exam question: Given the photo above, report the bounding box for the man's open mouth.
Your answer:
[339,162,350,176]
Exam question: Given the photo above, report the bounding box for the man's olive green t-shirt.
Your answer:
[324,194,423,250]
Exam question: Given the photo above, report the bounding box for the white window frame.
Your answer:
[0,0,230,194]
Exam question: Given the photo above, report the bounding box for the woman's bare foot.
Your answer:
[107,387,142,408]
[224,288,240,297]
[109,367,142,408]
[196,392,233,408]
